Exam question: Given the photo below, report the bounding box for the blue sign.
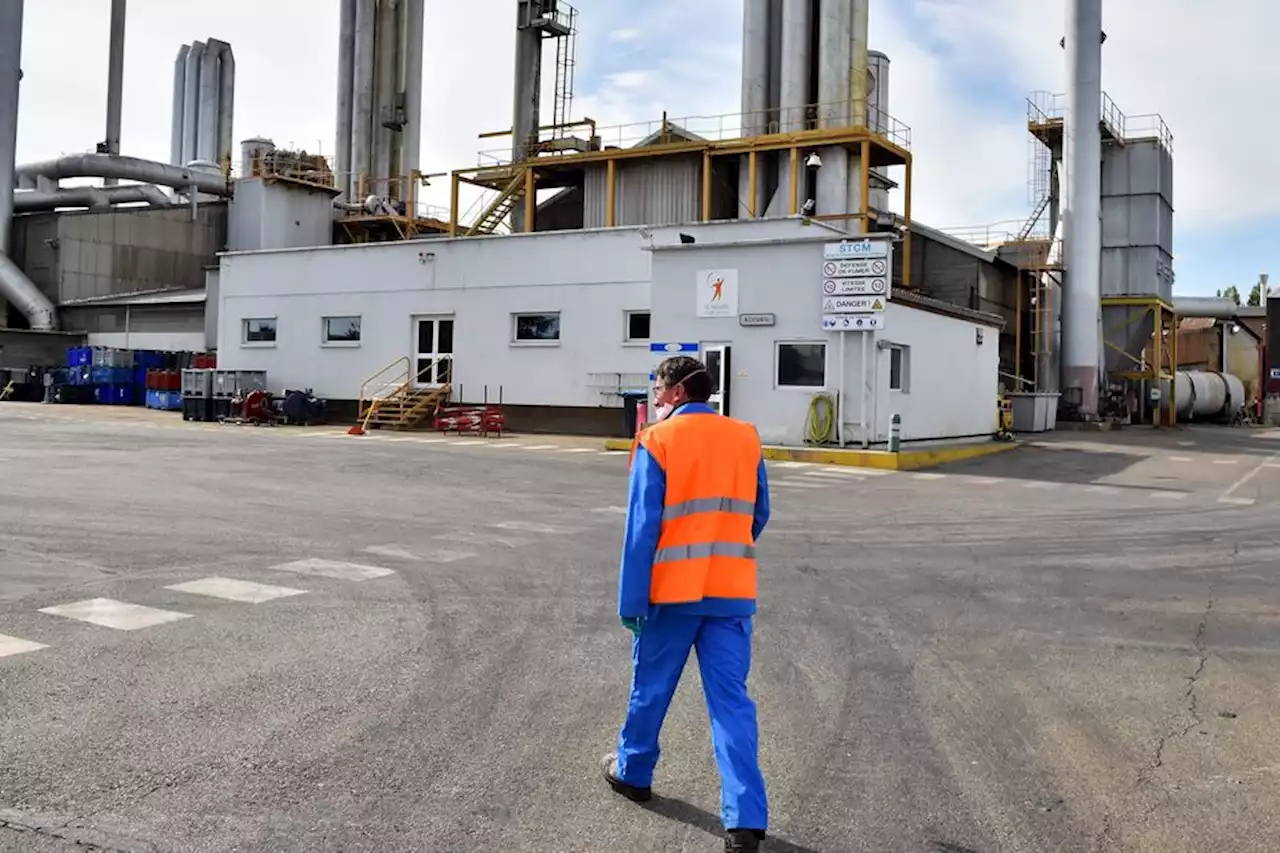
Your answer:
[649,342,700,353]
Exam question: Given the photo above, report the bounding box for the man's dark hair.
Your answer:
[656,355,713,403]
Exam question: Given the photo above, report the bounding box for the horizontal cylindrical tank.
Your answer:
[1174,370,1246,421]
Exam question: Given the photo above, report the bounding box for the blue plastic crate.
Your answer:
[90,366,132,385]
[93,384,134,406]
[134,350,165,369]
[67,347,92,367]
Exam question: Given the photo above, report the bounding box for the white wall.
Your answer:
[88,332,208,352]
[227,179,335,253]
[649,228,1000,445]
[216,220,814,404]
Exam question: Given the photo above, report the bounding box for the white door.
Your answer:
[413,316,454,387]
[702,343,731,415]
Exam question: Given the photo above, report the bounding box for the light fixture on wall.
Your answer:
[805,152,822,168]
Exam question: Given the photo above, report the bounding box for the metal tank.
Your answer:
[1174,370,1246,422]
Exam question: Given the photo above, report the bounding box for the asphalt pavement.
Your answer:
[2,404,1279,852]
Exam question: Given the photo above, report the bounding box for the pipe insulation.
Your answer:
[1175,371,1246,422]
[170,45,189,167]
[1173,297,1240,320]
[13,185,171,212]
[815,0,851,219]
[335,0,356,196]
[738,0,770,217]
[0,0,58,330]
[104,0,126,184]
[181,41,204,165]
[1062,0,1104,417]
[351,0,376,198]
[216,44,235,171]
[767,0,811,216]
[403,0,424,184]
[16,154,232,196]
[197,39,225,163]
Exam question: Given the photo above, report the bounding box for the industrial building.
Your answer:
[5,0,1262,438]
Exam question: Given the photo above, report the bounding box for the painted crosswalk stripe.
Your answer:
[39,598,192,631]
[774,479,828,489]
[166,577,307,604]
[1169,456,1193,463]
[1218,496,1256,505]
[414,438,448,444]
[912,473,946,480]
[1150,491,1189,500]
[803,470,864,480]
[822,466,890,477]
[560,447,596,453]
[1023,480,1061,489]
[967,478,1001,485]
[450,440,487,447]
[493,520,569,534]
[521,445,559,451]
[1213,459,1239,465]
[270,558,396,581]
[772,461,812,469]
[593,506,629,514]
[0,633,47,658]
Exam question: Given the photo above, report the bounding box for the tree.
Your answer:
[1217,285,1242,306]
[1248,282,1264,307]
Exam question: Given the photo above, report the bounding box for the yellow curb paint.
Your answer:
[602,438,1019,470]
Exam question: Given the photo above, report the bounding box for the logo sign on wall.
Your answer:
[696,269,739,318]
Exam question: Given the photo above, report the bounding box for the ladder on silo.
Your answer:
[549,4,578,137]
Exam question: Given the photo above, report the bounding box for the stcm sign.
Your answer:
[823,238,891,260]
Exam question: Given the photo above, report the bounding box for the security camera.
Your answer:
[805,153,822,168]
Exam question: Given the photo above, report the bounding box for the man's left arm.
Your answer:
[618,444,666,619]
[752,455,770,541]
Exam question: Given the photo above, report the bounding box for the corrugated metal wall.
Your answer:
[1101,138,1174,299]
[583,155,702,229]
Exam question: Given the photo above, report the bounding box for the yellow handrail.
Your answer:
[357,355,456,421]
[358,356,411,420]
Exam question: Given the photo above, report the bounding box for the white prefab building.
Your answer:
[215,218,1003,442]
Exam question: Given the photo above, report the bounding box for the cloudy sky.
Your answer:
[14,0,1275,296]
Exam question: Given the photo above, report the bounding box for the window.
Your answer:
[889,345,910,392]
[776,342,826,388]
[322,315,361,345]
[513,311,560,344]
[625,311,651,343]
[242,317,277,345]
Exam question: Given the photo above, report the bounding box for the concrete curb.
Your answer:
[603,437,1020,471]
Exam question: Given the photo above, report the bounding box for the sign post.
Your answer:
[820,237,897,446]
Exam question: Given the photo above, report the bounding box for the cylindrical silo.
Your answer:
[240,137,275,178]
[217,44,235,173]
[814,0,851,219]
[767,0,811,217]
[351,0,377,198]
[372,0,398,197]
[403,0,425,187]
[336,0,356,195]
[865,50,890,212]
[738,0,770,217]
[1062,0,1104,417]
[104,0,126,184]
[197,39,224,163]
[181,41,204,166]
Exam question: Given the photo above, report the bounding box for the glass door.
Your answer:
[414,316,454,387]
[702,343,731,415]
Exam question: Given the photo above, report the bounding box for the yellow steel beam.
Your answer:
[788,148,799,216]
[1101,294,1175,312]
[903,154,913,289]
[478,117,598,140]
[701,151,712,222]
[524,167,536,233]
[859,139,870,234]
[605,159,616,228]
[449,173,460,237]
[747,150,757,218]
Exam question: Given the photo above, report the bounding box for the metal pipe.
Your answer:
[351,0,376,199]
[104,0,127,185]
[738,0,769,219]
[17,153,232,196]
[170,45,189,166]
[197,39,224,162]
[766,0,811,217]
[850,0,868,128]
[217,44,235,173]
[335,0,357,197]
[1062,0,1103,417]
[403,0,424,184]
[373,0,398,197]
[14,185,171,212]
[0,0,57,330]
[1173,297,1239,320]
[181,40,204,165]
[510,0,543,233]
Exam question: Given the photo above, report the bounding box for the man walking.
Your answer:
[602,355,771,852]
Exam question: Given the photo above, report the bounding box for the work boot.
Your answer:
[601,754,652,803]
[724,829,766,852]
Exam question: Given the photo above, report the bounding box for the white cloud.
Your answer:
[13,0,1278,239]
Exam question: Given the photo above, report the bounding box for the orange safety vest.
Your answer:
[638,412,761,605]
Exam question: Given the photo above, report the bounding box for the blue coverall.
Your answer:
[615,401,771,832]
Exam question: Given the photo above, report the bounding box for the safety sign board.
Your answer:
[822,313,885,331]
[823,277,887,296]
[822,296,886,313]
[822,258,888,279]
[823,238,891,260]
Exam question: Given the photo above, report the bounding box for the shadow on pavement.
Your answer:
[945,443,1144,486]
[642,795,824,853]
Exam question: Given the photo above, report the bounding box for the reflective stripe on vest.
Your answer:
[661,496,756,522]
[655,541,757,564]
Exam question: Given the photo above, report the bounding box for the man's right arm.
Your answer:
[618,444,665,618]
[752,455,770,541]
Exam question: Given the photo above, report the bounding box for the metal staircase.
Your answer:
[465,173,527,236]
[356,356,453,432]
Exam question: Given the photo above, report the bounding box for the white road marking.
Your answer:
[414,438,448,444]
[593,506,629,514]
[1085,485,1121,495]
[493,520,569,534]
[1169,456,1193,463]
[1218,496,1256,506]
[773,479,828,489]
[1213,459,1240,465]
[362,545,419,561]
[39,598,192,631]
[1219,448,1280,505]
[1023,480,1061,489]
[449,440,487,447]
[771,461,812,469]
[521,445,559,451]
[0,633,47,658]
[560,447,596,453]
[803,470,865,480]
[912,473,946,480]
[166,577,307,604]
[825,466,891,477]
[1263,462,1280,469]
[270,558,396,581]
[966,477,1001,485]
[1149,491,1189,500]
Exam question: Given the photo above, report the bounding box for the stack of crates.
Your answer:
[145,368,183,411]
[181,369,214,421]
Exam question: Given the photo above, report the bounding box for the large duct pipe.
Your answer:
[738,0,770,217]
[815,0,851,221]
[335,0,357,197]
[197,39,224,163]
[181,40,204,166]
[0,0,58,331]
[14,185,172,212]
[1173,297,1240,320]
[1175,370,1247,422]
[1062,0,1104,417]
[351,0,376,198]
[767,0,811,217]
[403,0,424,188]
[510,0,543,233]
[216,43,235,172]
[843,0,870,221]
[104,0,127,185]
[17,154,232,196]
[373,0,398,198]
[170,45,189,166]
